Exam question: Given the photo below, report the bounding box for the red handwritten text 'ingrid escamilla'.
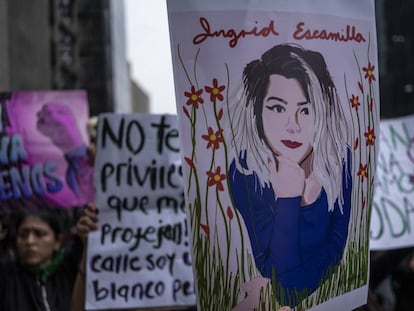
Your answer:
[192,17,367,47]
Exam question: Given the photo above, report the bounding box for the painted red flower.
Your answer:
[202,127,224,150]
[200,224,210,237]
[206,166,226,191]
[205,79,225,102]
[227,206,234,220]
[369,98,374,111]
[357,163,368,183]
[184,85,204,109]
[350,94,360,110]
[364,127,376,146]
[362,62,376,84]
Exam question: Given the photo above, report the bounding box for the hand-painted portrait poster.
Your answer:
[167,0,379,310]
[0,91,93,209]
[370,115,414,250]
[86,113,195,310]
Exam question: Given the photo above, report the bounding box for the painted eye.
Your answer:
[266,104,285,113]
[300,107,309,115]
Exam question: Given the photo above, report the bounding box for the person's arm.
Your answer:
[268,161,353,302]
[71,244,87,311]
[71,203,98,311]
[229,155,304,279]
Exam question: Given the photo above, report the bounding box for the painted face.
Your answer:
[16,215,61,268]
[262,74,314,164]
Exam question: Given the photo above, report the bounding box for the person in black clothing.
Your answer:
[0,205,83,311]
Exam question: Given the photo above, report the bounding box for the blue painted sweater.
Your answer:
[228,152,352,306]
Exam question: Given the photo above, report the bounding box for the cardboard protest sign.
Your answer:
[370,115,414,250]
[0,91,93,208]
[86,113,196,310]
[167,0,379,310]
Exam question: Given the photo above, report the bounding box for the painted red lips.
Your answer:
[281,140,302,149]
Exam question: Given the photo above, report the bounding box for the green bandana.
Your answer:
[25,248,66,284]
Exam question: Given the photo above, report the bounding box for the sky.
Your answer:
[125,0,177,114]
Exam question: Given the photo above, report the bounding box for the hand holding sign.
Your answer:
[77,203,99,243]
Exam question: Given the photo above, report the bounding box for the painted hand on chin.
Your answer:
[267,155,305,198]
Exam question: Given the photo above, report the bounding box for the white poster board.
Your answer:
[86,113,196,310]
[167,0,379,310]
[370,114,414,250]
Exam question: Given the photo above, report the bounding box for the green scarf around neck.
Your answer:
[24,248,66,284]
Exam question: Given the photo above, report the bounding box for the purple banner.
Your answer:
[0,90,93,208]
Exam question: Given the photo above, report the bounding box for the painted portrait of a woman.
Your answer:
[227,43,353,307]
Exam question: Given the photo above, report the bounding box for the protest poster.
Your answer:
[86,113,196,310]
[0,90,93,208]
[370,114,414,250]
[166,0,379,310]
